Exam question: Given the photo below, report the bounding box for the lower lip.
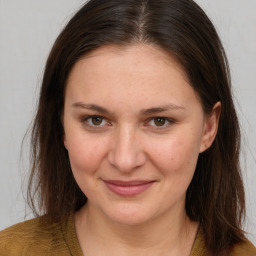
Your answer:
[104,181,155,196]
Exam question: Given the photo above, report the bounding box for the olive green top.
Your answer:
[0,214,255,256]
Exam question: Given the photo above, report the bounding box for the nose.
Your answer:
[107,125,146,173]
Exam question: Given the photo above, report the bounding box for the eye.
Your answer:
[90,116,104,125]
[82,116,107,127]
[153,117,166,126]
[147,117,174,128]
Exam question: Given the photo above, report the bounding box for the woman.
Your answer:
[0,0,255,255]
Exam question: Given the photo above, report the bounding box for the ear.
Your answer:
[63,128,69,151]
[63,134,68,150]
[61,111,68,150]
[200,102,221,153]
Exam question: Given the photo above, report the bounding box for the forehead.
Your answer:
[65,44,201,113]
[67,43,188,83]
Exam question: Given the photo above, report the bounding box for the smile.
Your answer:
[103,180,155,196]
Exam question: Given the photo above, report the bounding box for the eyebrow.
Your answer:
[72,102,111,114]
[140,104,185,115]
[72,102,185,115]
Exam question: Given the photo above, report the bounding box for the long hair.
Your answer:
[28,0,245,255]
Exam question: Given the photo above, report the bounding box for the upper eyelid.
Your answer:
[81,115,174,121]
[81,115,105,120]
[147,117,175,126]
[81,114,110,122]
[146,116,175,122]
[81,115,107,126]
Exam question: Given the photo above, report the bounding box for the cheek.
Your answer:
[66,136,110,199]
[66,135,108,177]
[148,131,201,180]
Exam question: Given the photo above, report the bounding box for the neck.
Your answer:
[75,203,199,256]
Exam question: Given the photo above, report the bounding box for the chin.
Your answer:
[104,203,156,226]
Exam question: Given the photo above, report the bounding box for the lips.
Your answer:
[103,180,155,196]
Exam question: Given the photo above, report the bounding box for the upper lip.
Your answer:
[103,180,155,186]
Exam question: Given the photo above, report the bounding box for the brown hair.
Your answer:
[28,0,245,254]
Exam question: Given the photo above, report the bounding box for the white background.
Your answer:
[0,0,255,245]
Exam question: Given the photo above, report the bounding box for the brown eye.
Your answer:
[153,117,166,126]
[91,116,103,125]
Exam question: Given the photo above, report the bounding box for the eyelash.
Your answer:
[81,115,175,130]
[81,116,109,129]
[147,117,175,128]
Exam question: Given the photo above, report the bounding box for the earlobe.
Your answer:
[200,102,221,153]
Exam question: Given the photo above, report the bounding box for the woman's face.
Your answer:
[63,44,219,225]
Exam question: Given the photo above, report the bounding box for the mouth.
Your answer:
[102,180,155,196]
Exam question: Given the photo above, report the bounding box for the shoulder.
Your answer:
[230,239,256,256]
[0,216,69,256]
[191,228,256,256]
